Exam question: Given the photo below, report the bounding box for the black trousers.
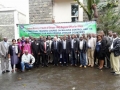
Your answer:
[34,53,40,66]
[62,49,67,64]
[53,50,59,65]
[42,54,48,66]
[105,49,111,68]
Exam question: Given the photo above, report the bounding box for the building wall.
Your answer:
[53,0,83,22]
[29,0,53,24]
[0,11,15,39]
[18,12,26,24]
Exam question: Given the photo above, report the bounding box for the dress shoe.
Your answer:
[84,66,86,68]
[79,65,82,68]
[88,65,91,67]
[46,65,48,67]
[75,64,77,67]
[2,71,5,74]
[6,70,10,72]
[111,71,115,73]
[98,67,103,70]
[91,65,94,68]
[113,73,120,76]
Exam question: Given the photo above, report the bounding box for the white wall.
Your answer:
[53,0,83,22]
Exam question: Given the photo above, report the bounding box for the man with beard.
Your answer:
[40,37,50,67]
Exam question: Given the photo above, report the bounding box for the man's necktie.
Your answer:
[44,42,46,51]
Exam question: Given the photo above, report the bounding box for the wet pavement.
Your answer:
[0,65,120,90]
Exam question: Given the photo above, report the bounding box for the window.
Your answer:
[71,4,79,22]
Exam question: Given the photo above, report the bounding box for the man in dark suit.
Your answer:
[31,38,40,67]
[105,31,113,68]
[51,37,60,66]
[110,33,120,75]
[38,36,44,66]
[40,37,50,67]
[60,36,71,66]
[70,34,78,66]
[78,36,88,68]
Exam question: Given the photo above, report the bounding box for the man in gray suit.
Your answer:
[0,37,10,74]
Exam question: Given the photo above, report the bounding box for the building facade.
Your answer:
[29,0,120,23]
[0,8,26,40]
[29,0,83,24]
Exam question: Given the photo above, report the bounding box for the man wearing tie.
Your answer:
[46,36,53,63]
[40,37,50,67]
[51,37,60,66]
[70,34,78,66]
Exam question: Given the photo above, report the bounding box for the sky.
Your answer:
[0,0,29,15]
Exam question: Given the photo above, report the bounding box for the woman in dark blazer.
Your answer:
[8,39,21,72]
[95,35,106,69]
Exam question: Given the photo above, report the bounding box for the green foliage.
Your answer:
[97,3,120,35]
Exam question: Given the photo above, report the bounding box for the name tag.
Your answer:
[36,43,39,45]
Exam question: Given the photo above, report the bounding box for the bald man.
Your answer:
[0,37,10,74]
[51,37,61,66]
[21,50,35,72]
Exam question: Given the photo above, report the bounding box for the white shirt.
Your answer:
[63,40,66,49]
[44,42,46,50]
[46,40,52,49]
[71,39,74,48]
[87,37,96,49]
[110,37,118,49]
[79,40,83,50]
[22,54,35,64]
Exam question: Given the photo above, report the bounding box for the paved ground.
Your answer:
[0,65,120,90]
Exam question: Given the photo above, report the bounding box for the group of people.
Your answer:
[0,30,120,75]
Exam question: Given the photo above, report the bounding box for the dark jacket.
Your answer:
[8,45,21,56]
[70,39,78,52]
[60,40,71,54]
[40,42,50,55]
[100,36,108,52]
[31,41,40,54]
[51,41,61,53]
[111,38,120,57]
[78,40,88,53]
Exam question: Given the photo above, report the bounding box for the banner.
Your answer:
[18,21,97,37]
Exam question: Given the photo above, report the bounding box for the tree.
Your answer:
[97,0,120,35]
[74,0,100,20]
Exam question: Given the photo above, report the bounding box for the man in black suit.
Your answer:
[110,33,120,75]
[51,37,60,66]
[60,36,71,66]
[40,37,50,67]
[31,38,40,67]
[70,34,78,66]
